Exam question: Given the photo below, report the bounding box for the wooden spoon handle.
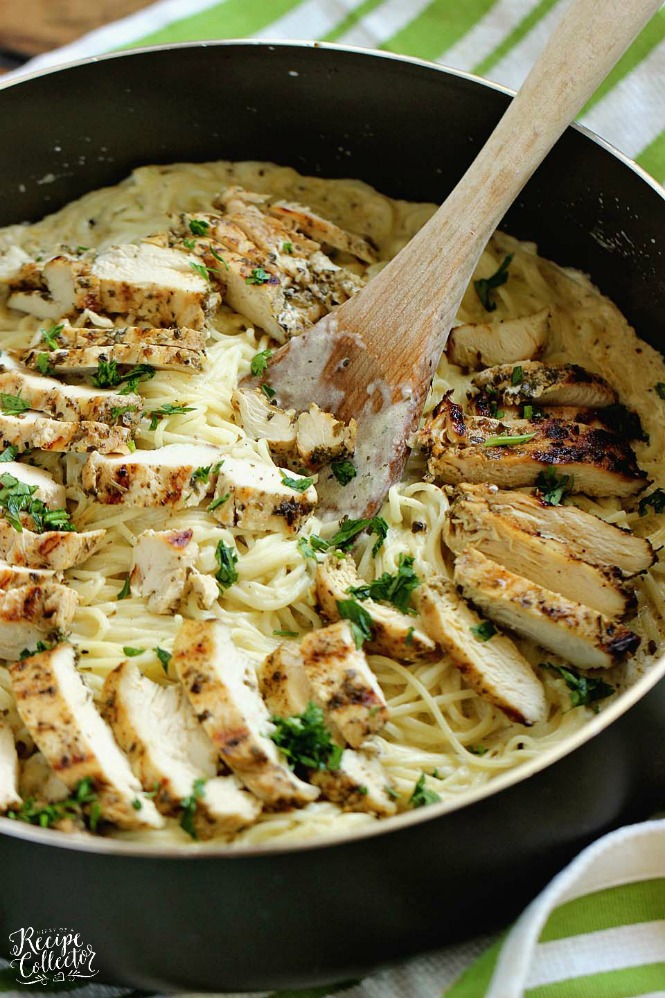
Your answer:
[349,0,661,368]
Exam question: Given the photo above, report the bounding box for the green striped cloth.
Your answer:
[5,2,664,995]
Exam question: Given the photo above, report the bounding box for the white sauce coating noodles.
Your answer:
[0,161,663,848]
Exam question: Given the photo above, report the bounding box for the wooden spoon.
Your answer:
[242,0,660,520]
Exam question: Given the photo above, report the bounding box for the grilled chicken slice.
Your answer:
[186,570,219,610]
[0,412,131,455]
[416,578,547,725]
[0,462,66,509]
[53,323,206,352]
[454,484,654,577]
[268,199,378,263]
[310,749,397,817]
[173,619,319,807]
[470,395,604,428]
[0,582,77,659]
[10,644,164,829]
[315,554,437,663]
[444,489,635,619]
[24,342,202,376]
[418,396,646,497]
[103,661,261,838]
[0,522,105,571]
[231,388,297,459]
[0,563,57,589]
[259,642,311,719]
[471,362,617,408]
[210,456,317,533]
[130,528,198,614]
[0,368,142,427]
[294,404,357,472]
[299,622,389,748]
[454,548,640,670]
[82,444,224,507]
[9,244,219,330]
[0,720,20,812]
[447,308,551,370]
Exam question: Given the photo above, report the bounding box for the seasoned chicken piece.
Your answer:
[21,244,218,330]
[54,323,206,352]
[447,308,551,370]
[0,462,66,509]
[454,484,654,577]
[19,751,69,805]
[470,395,604,428]
[454,548,640,670]
[0,523,105,571]
[0,412,131,455]
[471,361,617,408]
[103,661,260,838]
[310,749,397,817]
[295,404,357,471]
[300,622,389,748]
[268,199,378,263]
[210,456,317,533]
[0,582,78,659]
[416,578,547,726]
[315,554,437,663]
[0,368,142,426]
[173,619,319,807]
[186,570,219,610]
[444,489,635,619]
[231,388,297,459]
[24,342,202,376]
[0,720,20,812]
[130,528,198,614]
[417,397,646,497]
[82,444,223,507]
[0,563,57,589]
[10,644,164,829]
[259,642,311,719]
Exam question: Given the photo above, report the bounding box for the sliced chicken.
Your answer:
[0,522,105,571]
[54,323,206,352]
[0,563,57,589]
[260,642,311,719]
[471,362,617,408]
[417,397,646,497]
[130,528,198,614]
[0,462,66,509]
[0,367,142,426]
[24,342,202,376]
[454,484,654,577]
[294,404,357,471]
[446,308,551,370]
[9,244,219,330]
[0,720,20,812]
[416,578,547,726]
[173,619,319,807]
[315,554,437,663]
[454,548,640,671]
[0,412,131,455]
[18,751,70,805]
[0,582,77,659]
[299,622,389,748]
[231,388,297,459]
[268,198,378,263]
[444,489,635,619]
[82,444,224,507]
[186,570,219,610]
[10,644,164,829]
[103,661,261,838]
[310,749,397,817]
[210,456,317,533]
[470,396,604,428]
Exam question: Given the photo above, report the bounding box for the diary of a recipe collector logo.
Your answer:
[8,927,98,985]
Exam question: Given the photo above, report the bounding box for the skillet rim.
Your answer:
[0,37,662,860]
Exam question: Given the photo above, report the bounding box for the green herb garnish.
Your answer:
[261,384,277,400]
[473,254,513,312]
[180,778,206,839]
[154,647,172,673]
[35,353,52,376]
[210,246,229,270]
[19,639,56,659]
[483,432,536,448]
[189,218,210,236]
[349,553,421,614]
[7,777,100,831]
[535,468,574,506]
[471,620,497,641]
[409,773,441,809]
[146,403,195,431]
[182,238,196,250]
[273,629,299,638]
[270,701,342,773]
[511,365,523,386]
[245,266,273,285]
[1,392,29,415]
[541,662,615,710]
[41,322,64,351]
[336,598,373,648]
[250,349,273,377]
[215,540,238,589]
[208,493,230,512]
[116,574,131,600]
[92,361,155,393]
[469,745,488,756]
[0,473,75,534]
[110,404,138,422]
[123,646,144,657]
[330,516,389,556]
[297,534,330,560]
[0,446,17,463]
[331,459,357,486]
[191,465,211,485]
[282,241,294,254]
[280,471,315,493]
[639,488,665,516]
[190,261,212,281]
[118,364,156,395]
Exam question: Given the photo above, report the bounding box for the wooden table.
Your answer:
[0,0,152,71]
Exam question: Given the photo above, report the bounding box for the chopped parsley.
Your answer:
[297,534,330,560]
[522,404,533,419]
[331,459,357,486]
[92,361,155,393]
[468,745,488,756]
[511,365,523,386]
[250,349,273,377]
[110,404,138,422]
[146,403,195,431]
[35,353,53,376]
[483,432,536,447]
[280,471,315,493]
[0,445,17,463]
[180,778,206,839]
[123,646,144,657]
[336,598,374,648]
[488,401,505,419]
[0,473,75,534]
[191,465,211,485]
[40,322,64,351]
[273,629,299,638]
[182,238,196,250]
[1,392,30,415]
[19,639,56,659]
[261,384,277,400]
[245,266,273,285]
[331,515,389,556]
[656,383,665,400]
[190,261,213,281]
[215,540,238,589]
[639,488,665,517]
[116,574,131,600]
[535,468,574,506]
[409,773,441,809]
[471,620,497,642]
[282,241,294,254]
[210,246,229,270]
[541,662,615,710]
[473,254,513,312]
[189,218,210,236]
[154,647,172,673]
[271,701,342,773]
[349,553,421,614]
[7,777,100,832]
[208,493,230,512]
[118,364,156,395]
